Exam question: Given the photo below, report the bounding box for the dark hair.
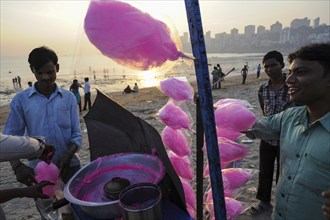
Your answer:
[85,77,89,81]
[28,46,58,70]
[288,43,330,75]
[262,50,284,65]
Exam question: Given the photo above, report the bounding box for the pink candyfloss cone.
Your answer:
[218,137,248,163]
[180,178,196,209]
[161,126,191,157]
[159,77,194,101]
[203,161,230,178]
[35,161,60,197]
[216,127,241,141]
[159,101,191,130]
[214,98,252,109]
[215,102,256,132]
[84,0,181,70]
[168,152,193,180]
[222,168,253,190]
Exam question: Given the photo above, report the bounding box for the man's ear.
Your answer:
[55,64,60,72]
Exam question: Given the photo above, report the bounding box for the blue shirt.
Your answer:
[3,85,82,167]
[247,106,330,220]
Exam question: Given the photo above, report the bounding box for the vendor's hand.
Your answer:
[14,163,37,186]
[24,181,55,199]
[39,144,55,164]
[322,188,330,219]
[56,155,72,179]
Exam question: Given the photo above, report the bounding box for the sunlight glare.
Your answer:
[138,70,160,88]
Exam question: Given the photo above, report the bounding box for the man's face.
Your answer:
[287,58,329,105]
[263,58,283,80]
[31,61,58,88]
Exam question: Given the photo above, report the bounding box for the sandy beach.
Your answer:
[0,73,275,220]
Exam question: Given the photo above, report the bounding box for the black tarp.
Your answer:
[84,90,187,211]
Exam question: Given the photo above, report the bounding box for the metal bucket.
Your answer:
[119,183,162,220]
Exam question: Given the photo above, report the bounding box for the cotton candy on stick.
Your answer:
[222,168,254,190]
[35,161,60,197]
[168,152,193,180]
[216,127,241,141]
[159,101,191,129]
[84,0,182,70]
[159,77,194,101]
[215,102,257,132]
[161,126,191,157]
[180,178,196,209]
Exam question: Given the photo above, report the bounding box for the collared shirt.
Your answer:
[0,133,42,162]
[84,81,90,94]
[247,106,330,220]
[3,85,82,167]
[258,80,294,146]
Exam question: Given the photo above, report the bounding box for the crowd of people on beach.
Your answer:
[1,43,329,220]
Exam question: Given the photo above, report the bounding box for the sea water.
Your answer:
[0,53,288,106]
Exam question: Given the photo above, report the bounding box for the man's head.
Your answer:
[286,43,330,105]
[262,50,284,80]
[28,46,59,89]
[85,77,89,82]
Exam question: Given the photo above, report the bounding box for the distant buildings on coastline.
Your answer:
[180,17,330,53]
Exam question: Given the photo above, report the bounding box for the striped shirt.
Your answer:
[258,80,294,146]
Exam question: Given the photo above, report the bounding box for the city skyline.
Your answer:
[1,0,329,56]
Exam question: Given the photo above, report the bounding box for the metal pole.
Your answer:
[184,0,227,219]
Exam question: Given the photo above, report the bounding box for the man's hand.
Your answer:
[24,181,55,199]
[322,188,330,219]
[56,154,72,179]
[14,163,37,186]
[39,144,55,164]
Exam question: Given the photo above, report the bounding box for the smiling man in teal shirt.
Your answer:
[245,43,330,220]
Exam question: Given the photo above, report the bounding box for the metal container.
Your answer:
[119,183,162,220]
[64,153,165,219]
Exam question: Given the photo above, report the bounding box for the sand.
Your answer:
[0,74,274,220]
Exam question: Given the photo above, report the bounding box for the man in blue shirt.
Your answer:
[3,46,82,185]
[245,43,330,219]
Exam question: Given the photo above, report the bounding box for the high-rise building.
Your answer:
[270,21,282,32]
[290,17,310,29]
[244,25,255,36]
[257,25,266,34]
[280,27,291,44]
[314,17,320,28]
[231,28,239,37]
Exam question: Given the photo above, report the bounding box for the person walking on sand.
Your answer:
[211,66,220,89]
[217,63,225,81]
[257,64,261,78]
[3,46,82,219]
[241,65,248,84]
[70,79,83,113]
[250,51,295,216]
[17,76,22,89]
[83,77,91,111]
[244,43,330,220]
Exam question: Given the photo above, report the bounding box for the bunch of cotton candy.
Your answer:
[35,161,60,197]
[159,77,194,102]
[161,126,191,157]
[216,127,241,141]
[215,102,256,132]
[168,152,193,180]
[158,101,192,129]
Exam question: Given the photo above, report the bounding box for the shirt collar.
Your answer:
[295,107,330,132]
[28,84,63,98]
[266,79,288,89]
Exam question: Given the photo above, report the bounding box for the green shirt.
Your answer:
[247,106,330,220]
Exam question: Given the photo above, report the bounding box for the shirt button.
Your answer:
[296,154,300,158]
[279,212,282,217]
[288,176,292,180]
[305,153,308,157]
[281,193,285,198]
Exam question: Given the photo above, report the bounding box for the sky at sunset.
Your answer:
[1,0,329,56]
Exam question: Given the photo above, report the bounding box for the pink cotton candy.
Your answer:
[214,98,252,109]
[84,0,182,70]
[216,127,241,141]
[203,162,230,178]
[205,193,244,220]
[168,153,193,180]
[35,161,60,197]
[159,101,191,129]
[161,126,191,157]
[180,178,196,209]
[186,204,195,218]
[222,168,253,190]
[218,137,248,163]
[215,103,256,132]
[159,78,194,101]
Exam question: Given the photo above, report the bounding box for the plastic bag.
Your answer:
[159,77,194,101]
[168,152,193,180]
[35,161,60,197]
[161,126,191,157]
[159,101,192,129]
